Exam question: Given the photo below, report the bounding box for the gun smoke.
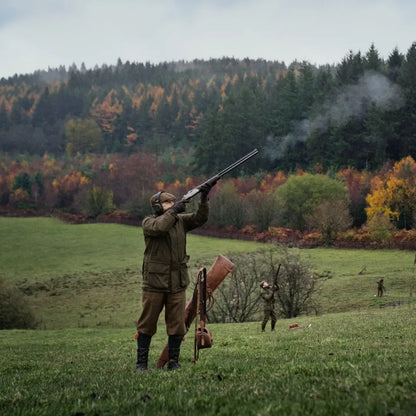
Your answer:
[267,72,405,159]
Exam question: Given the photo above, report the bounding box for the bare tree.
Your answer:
[208,252,265,323]
[208,246,328,322]
[273,247,326,318]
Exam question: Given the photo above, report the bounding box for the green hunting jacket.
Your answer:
[261,286,277,311]
[141,201,209,293]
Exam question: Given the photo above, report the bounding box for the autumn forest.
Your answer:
[1,42,416,247]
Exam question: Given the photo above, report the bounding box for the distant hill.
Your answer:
[1,42,416,174]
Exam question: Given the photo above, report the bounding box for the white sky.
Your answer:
[0,0,415,79]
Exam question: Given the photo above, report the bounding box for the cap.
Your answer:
[150,191,177,206]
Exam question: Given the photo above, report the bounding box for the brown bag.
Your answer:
[196,327,213,349]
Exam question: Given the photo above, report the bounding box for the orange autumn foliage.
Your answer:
[90,90,123,133]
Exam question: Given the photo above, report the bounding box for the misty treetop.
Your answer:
[0,42,416,173]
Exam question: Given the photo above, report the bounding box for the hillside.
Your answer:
[1,218,414,329]
[0,42,416,173]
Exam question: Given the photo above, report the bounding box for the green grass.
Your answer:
[305,248,416,313]
[1,217,416,415]
[0,217,265,329]
[1,308,415,416]
[0,217,264,281]
[1,217,415,328]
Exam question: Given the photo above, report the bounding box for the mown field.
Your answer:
[1,217,416,415]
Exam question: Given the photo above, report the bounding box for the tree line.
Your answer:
[0,42,416,174]
[3,152,416,248]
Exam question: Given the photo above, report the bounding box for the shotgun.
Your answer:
[179,148,259,203]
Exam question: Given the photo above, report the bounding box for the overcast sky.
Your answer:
[0,0,415,79]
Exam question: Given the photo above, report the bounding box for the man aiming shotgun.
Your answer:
[260,263,280,332]
[135,149,258,371]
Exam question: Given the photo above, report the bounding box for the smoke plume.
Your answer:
[267,72,405,159]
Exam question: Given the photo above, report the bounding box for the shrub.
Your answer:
[244,189,277,231]
[128,196,152,220]
[276,174,349,231]
[82,186,115,219]
[208,252,264,323]
[208,181,246,228]
[0,278,38,329]
[367,213,394,243]
[274,247,325,317]
[307,198,353,245]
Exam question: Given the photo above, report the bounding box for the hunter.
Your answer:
[377,278,386,297]
[136,183,214,371]
[260,280,278,332]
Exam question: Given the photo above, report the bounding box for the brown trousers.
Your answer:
[262,307,277,324]
[137,290,186,337]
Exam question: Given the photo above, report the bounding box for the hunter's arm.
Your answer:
[182,201,209,232]
[142,211,178,236]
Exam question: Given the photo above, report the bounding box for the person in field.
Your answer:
[135,184,214,371]
[377,278,386,297]
[260,280,278,332]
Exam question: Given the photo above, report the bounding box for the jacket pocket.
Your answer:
[144,262,170,291]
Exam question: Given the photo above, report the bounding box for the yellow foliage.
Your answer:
[220,75,230,99]
[90,90,123,133]
[296,169,307,176]
[167,84,180,104]
[366,157,416,223]
[126,131,138,147]
[12,188,30,202]
[7,174,15,190]
[188,79,200,88]
[131,95,143,111]
[52,172,89,194]
[137,83,145,95]
[392,155,416,180]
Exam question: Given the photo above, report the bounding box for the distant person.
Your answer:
[377,278,385,297]
[260,280,278,332]
[135,183,214,371]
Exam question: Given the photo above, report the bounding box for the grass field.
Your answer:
[1,217,416,415]
[1,309,415,416]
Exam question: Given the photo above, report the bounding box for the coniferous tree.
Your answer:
[387,47,405,82]
[397,42,416,158]
[364,43,384,72]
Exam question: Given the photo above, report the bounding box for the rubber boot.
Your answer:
[136,333,151,371]
[271,321,276,332]
[261,322,266,332]
[167,335,183,370]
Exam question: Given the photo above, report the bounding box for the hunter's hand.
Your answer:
[170,201,186,214]
[200,180,217,202]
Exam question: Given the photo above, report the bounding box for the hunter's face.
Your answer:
[162,200,174,212]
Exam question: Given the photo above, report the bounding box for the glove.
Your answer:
[200,180,217,202]
[170,201,186,214]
